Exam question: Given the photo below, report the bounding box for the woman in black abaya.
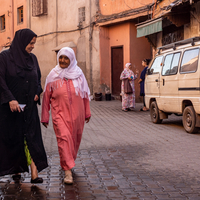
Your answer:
[0,29,48,183]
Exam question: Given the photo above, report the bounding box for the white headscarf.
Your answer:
[125,63,131,70]
[44,47,90,99]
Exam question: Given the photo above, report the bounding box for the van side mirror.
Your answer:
[147,68,151,75]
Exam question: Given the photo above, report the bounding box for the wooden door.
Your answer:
[111,47,123,95]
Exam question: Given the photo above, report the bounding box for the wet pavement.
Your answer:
[1,100,200,199]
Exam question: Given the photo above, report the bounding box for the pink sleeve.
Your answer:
[41,84,52,123]
[83,98,91,119]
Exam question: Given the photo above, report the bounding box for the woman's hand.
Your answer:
[9,100,21,112]
[34,95,39,101]
[42,122,48,128]
[136,69,139,74]
[138,78,142,83]
[85,116,91,123]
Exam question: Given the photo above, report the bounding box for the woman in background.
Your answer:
[120,63,138,112]
[138,59,151,111]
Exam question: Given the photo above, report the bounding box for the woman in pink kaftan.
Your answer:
[120,63,139,111]
[41,47,91,184]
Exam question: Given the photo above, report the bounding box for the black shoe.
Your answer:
[31,177,43,184]
[12,174,21,181]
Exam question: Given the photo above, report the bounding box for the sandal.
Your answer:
[122,109,128,112]
[12,174,21,181]
[31,177,43,184]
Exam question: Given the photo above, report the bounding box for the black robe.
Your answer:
[0,50,48,176]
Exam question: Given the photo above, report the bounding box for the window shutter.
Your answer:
[32,0,47,17]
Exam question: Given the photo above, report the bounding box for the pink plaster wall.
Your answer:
[100,23,130,91]
[130,23,151,102]
[99,27,110,89]
[99,22,151,101]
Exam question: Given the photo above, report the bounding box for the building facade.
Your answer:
[97,0,153,101]
[136,0,200,55]
[29,0,100,95]
[2,0,198,102]
[0,0,29,51]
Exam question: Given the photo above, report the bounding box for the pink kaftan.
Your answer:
[120,69,137,110]
[41,78,91,170]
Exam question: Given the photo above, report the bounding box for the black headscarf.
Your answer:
[9,29,37,77]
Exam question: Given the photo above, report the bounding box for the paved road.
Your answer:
[1,100,200,199]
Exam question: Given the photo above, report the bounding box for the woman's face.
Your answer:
[142,61,147,67]
[25,37,37,53]
[128,64,132,69]
[59,55,70,68]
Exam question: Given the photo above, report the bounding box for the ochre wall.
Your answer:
[99,23,130,94]
[0,0,27,51]
[99,22,152,102]
[99,0,153,15]
[130,23,151,102]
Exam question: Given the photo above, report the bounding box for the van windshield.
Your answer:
[149,56,163,74]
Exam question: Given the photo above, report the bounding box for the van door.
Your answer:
[178,48,200,113]
[159,52,181,112]
[145,56,163,108]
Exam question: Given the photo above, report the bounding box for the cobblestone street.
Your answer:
[1,100,200,199]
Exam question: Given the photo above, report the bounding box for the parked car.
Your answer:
[145,37,200,133]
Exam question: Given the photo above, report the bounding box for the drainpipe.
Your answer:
[56,0,58,46]
[11,0,14,39]
[89,0,93,94]
[27,0,31,29]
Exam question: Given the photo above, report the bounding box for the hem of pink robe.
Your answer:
[61,162,75,171]
[85,114,91,119]
[41,121,49,123]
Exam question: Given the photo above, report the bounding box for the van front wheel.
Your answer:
[183,106,198,133]
[150,101,162,124]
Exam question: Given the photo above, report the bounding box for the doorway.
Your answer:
[111,46,123,95]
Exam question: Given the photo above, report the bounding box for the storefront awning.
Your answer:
[136,18,162,38]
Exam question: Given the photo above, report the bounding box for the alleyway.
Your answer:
[1,100,200,199]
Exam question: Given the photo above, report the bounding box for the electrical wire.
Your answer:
[137,0,150,6]
[37,25,90,38]
[123,0,132,9]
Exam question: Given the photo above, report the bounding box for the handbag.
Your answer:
[124,78,133,94]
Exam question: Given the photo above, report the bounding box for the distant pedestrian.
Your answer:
[120,63,139,111]
[41,47,91,184]
[0,28,48,183]
[138,59,151,111]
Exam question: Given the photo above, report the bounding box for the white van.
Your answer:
[145,37,200,133]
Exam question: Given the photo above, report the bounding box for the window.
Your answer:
[162,54,173,76]
[18,6,23,24]
[148,56,163,74]
[78,7,85,22]
[162,52,180,76]
[180,48,199,73]
[0,15,5,30]
[32,0,48,17]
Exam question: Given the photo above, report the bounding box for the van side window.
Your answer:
[162,54,173,75]
[162,52,180,76]
[180,48,199,73]
[171,53,180,74]
[148,56,163,74]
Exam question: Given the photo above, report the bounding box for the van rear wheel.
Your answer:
[183,106,198,133]
[150,101,162,124]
